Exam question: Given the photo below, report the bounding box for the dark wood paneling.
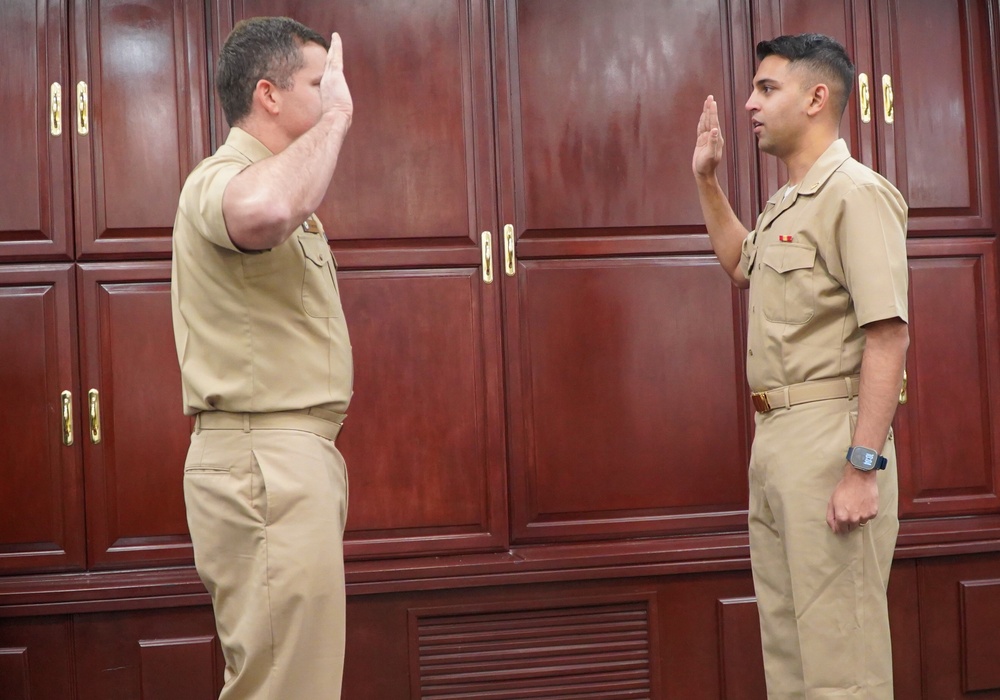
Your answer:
[0,616,76,700]
[71,0,210,259]
[918,554,1000,699]
[959,578,1000,692]
[500,0,755,241]
[338,268,507,558]
[874,0,997,234]
[74,607,222,699]
[0,265,85,574]
[894,238,1000,519]
[507,257,749,543]
[0,0,73,260]
[717,597,766,699]
[888,560,923,700]
[138,635,218,700]
[77,263,192,569]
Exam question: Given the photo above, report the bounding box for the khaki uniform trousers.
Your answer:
[183,418,349,700]
[749,396,898,699]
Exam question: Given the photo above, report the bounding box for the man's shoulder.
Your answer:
[830,157,902,198]
[178,145,249,206]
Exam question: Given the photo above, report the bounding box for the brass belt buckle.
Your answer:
[751,391,771,413]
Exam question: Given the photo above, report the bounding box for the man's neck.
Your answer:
[782,131,839,186]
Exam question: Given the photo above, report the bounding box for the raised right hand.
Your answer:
[692,95,724,179]
[321,32,353,121]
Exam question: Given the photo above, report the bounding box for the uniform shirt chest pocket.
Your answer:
[758,242,817,325]
[297,234,340,318]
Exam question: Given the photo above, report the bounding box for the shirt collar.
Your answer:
[796,138,852,196]
[224,127,274,163]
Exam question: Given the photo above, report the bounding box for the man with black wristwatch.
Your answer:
[691,34,909,698]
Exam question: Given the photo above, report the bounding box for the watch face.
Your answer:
[849,447,878,471]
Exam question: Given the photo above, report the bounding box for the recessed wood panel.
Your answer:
[78,263,193,569]
[877,0,997,232]
[894,239,1000,518]
[226,0,495,249]
[337,268,506,558]
[959,579,1000,692]
[507,0,751,236]
[919,555,1000,699]
[72,0,210,258]
[139,636,218,700]
[0,617,76,700]
[0,0,72,260]
[717,597,765,700]
[74,607,222,698]
[0,265,85,573]
[508,256,749,543]
[0,647,29,700]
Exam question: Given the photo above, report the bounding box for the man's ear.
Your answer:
[805,82,830,117]
[253,79,281,117]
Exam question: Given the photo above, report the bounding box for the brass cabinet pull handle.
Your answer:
[77,81,89,135]
[481,231,493,283]
[503,224,516,276]
[882,74,894,124]
[61,390,74,446]
[88,389,102,444]
[899,369,907,405]
[50,82,62,135]
[858,73,871,124]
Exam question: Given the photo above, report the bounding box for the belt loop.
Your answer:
[242,413,250,433]
[194,413,202,434]
[782,386,791,410]
[845,376,856,400]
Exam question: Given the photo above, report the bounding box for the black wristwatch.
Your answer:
[847,446,887,472]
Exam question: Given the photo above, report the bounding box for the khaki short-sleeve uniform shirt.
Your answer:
[171,127,353,416]
[739,139,908,391]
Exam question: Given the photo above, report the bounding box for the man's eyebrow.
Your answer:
[754,77,780,88]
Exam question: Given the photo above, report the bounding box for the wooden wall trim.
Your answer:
[3,524,1000,614]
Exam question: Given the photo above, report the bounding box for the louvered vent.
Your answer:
[415,601,653,699]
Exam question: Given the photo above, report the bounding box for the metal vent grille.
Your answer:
[415,601,652,699]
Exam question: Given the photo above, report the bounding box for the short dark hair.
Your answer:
[756,33,854,118]
[217,16,329,127]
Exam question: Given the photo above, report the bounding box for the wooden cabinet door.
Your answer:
[494,0,756,544]
[871,0,998,235]
[219,0,509,559]
[0,265,85,574]
[77,262,193,569]
[74,606,222,699]
[0,0,73,261]
[71,0,210,259]
[0,616,76,699]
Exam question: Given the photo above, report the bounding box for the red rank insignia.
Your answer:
[779,235,793,242]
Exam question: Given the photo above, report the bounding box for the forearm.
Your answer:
[853,318,910,454]
[695,174,750,287]
[224,111,352,250]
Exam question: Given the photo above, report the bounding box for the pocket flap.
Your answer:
[298,235,332,266]
[761,243,816,273]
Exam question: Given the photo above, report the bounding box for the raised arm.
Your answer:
[223,33,354,250]
[692,95,750,287]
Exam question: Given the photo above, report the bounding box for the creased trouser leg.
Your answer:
[749,398,898,699]
[183,427,349,700]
